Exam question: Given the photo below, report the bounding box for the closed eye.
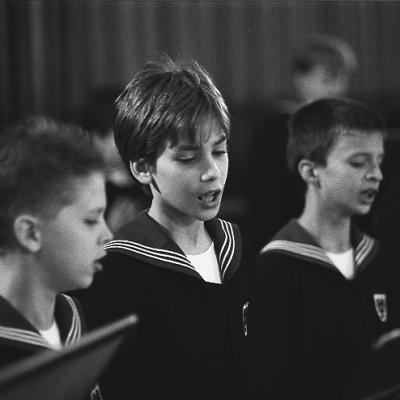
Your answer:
[350,161,365,168]
[177,157,195,163]
[84,219,99,226]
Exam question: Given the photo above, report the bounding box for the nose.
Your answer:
[98,220,113,247]
[200,157,220,182]
[366,163,383,182]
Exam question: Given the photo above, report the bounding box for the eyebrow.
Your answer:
[174,135,227,151]
[349,150,385,157]
[87,207,105,215]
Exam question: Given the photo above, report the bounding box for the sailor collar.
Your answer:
[0,294,82,351]
[104,211,242,282]
[260,219,378,272]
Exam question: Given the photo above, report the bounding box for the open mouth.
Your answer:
[360,188,378,202]
[198,190,219,203]
[93,261,103,272]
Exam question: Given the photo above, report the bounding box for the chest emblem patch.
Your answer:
[373,293,387,322]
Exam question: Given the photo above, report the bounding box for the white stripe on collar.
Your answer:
[218,219,235,278]
[261,240,333,265]
[354,235,375,266]
[0,326,51,349]
[105,219,236,278]
[261,235,375,268]
[105,240,196,271]
[0,294,81,348]
[64,295,81,345]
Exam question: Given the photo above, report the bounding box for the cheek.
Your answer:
[155,168,180,188]
[65,230,94,255]
[329,174,358,198]
[219,159,229,180]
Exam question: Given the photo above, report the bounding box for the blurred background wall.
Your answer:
[2,0,400,238]
[2,0,400,124]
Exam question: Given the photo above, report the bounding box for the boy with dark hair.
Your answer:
[82,56,248,399]
[0,116,112,397]
[247,98,397,400]
[248,34,359,250]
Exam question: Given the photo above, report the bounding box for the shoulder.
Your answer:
[253,220,319,278]
[255,248,300,277]
[249,247,302,305]
[0,343,35,370]
[96,252,153,292]
[102,249,143,268]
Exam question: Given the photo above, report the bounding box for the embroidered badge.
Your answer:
[91,384,103,400]
[373,293,387,322]
[242,301,249,336]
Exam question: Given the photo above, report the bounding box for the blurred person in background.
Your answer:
[78,87,150,232]
[247,34,359,250]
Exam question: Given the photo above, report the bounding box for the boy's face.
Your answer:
[38,172,112,292]
[149,116,229,224]
[314,130,384,217]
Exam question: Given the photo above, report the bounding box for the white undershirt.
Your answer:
[39,321,62,349]
[326,248,355,280]
[186,242,221,284]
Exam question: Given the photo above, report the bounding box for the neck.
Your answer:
[298,193,352,253]
[148,208,211,255]
[0,253,57,330]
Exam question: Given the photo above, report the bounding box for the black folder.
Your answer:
[0,314,138,400]
[344,328,400,400]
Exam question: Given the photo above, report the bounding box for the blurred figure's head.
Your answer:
[291,34,358,103]
[287,97,386,194]
[79,87,131,187]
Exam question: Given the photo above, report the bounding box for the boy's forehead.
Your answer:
[48,172,106,214]
[331,130,384,154]
[171,118,226,147]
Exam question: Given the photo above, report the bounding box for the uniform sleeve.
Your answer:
[78,252,140,330]
[78,252,144,400]
[246,253,299,399]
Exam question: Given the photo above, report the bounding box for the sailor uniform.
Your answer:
[81,211,248,400]
[0,294,102,399]
[0,293,82,368]
[247,219,400,400]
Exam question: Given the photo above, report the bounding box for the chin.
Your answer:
[72,277,94,292]
[198,209,220,222]
[352,205,371,216]
[81,277,95,289]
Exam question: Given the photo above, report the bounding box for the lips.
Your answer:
[93,261,103,272]
[93,253,106,272]
[198,190,220,203]
[359,188,378,203]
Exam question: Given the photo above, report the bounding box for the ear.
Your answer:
[297,159,320,187]
[129,159,153,185]
[13,215,42,252]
